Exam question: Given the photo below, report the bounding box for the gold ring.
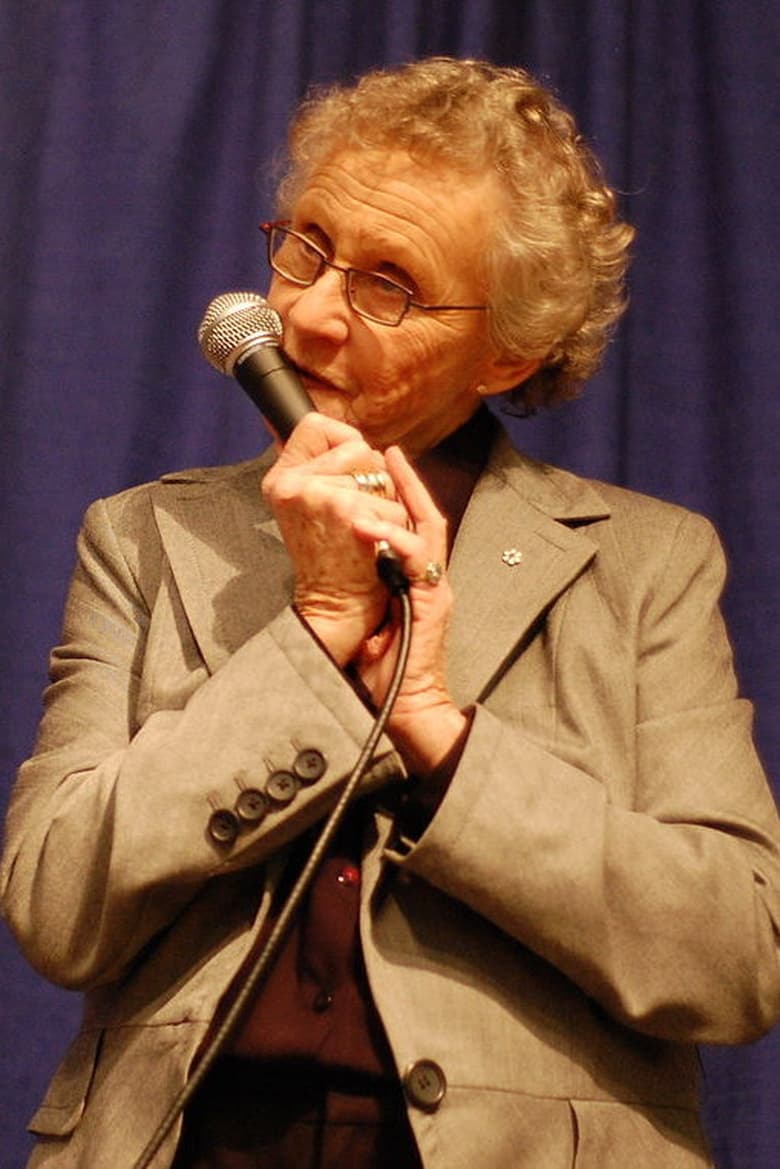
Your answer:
[413,561,444,587]
[350,469,389,495]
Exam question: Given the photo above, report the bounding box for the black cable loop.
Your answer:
[132,588,412,1169]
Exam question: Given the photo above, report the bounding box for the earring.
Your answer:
[475,383,488,396]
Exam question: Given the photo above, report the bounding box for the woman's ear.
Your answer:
[476,355,541,398]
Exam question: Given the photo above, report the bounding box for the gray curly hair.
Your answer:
[276,57,634,408]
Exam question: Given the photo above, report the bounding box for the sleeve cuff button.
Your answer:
[265,770,299,805]
[207,808,240,846]
[293,748,327,784]
[235,788,268,824]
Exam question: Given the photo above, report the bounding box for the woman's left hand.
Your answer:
[351,445,468,775]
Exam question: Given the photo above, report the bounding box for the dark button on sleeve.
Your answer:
[265,770,299,805]
[208,808,240,846]
[293,748,327,784]
[235,788,268,824]
[403,1060,447,1112]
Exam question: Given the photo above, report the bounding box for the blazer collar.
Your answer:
[445,429,610,706]
[151,452,287,674]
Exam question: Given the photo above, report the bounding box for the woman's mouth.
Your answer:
[291,361,349,398]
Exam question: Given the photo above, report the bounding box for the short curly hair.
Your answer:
[276,57,634,408]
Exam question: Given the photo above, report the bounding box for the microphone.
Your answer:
[197,291,408,593]
[198,290,314,440]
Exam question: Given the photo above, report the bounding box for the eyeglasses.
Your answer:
[260,220,488,328]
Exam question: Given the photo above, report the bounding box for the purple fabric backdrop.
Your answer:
[1,2,777,1166]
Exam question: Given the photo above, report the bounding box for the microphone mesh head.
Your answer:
[198,291,283,374]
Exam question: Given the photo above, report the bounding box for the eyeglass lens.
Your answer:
[268,227,410,325]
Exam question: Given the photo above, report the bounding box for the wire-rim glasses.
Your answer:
[260,220,488,328]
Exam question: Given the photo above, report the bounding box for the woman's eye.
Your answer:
[361,272,408,301]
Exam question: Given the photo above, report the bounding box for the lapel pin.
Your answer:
[502,548,524,566]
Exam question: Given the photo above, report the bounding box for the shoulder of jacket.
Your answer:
[87,452,272,518]
[158,452,271,486]
[585,478,717,543]
[492,429,715,540]
[76,453,272,576]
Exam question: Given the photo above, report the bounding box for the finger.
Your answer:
[286,440,396,494]
[340,493,409,528]
[268,451,396,512]
[384,446,447,559]
[351,508,450,598]
[351,515,442,584]
[384,446,441,520]
[356,623,395,665]
[275,413,366,465]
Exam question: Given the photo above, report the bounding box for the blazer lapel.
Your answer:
[446,433,610,708]
[151,455,292,674]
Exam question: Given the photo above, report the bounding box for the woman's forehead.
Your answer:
[293,149,498,251]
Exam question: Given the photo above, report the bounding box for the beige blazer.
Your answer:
[3,428,779,1169]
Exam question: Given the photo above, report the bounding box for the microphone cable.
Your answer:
[132,574,412,1169]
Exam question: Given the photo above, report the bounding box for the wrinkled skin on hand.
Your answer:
[262,413,408,667]
[263,419,467,775]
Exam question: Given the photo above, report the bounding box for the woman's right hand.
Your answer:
[262,413,410,666]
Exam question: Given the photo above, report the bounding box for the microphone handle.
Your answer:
[234,345,315,440]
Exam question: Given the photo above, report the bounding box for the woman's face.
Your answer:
[266,149,516,456]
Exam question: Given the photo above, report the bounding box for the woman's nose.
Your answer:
[284,267,350,344]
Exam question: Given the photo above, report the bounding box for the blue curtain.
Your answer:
[1,2,778,1165]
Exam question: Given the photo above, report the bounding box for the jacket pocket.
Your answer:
[570,1098,711,1168]
[28,1028,103,1137]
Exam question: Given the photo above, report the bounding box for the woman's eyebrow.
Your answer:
[301,221,419,291]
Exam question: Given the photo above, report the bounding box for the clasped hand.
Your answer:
[262,415,467,774]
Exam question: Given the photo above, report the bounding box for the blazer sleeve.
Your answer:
[386,508,780,1045]
[0,491,405,990]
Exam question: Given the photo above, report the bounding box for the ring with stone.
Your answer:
[417,561,444,587]
[350,469,389,495]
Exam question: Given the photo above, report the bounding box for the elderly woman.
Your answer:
[2,58,778,1169]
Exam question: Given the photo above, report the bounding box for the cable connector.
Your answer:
[375,540,409,595]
